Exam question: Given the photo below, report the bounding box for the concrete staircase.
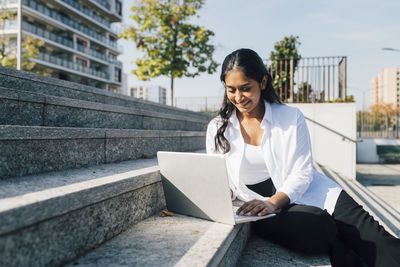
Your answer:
[1,66,399,267]
[0,66,247,267]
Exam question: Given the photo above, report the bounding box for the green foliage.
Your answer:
[0,8,44,74]
[120,0,218,105]
[293,81,312,102]
[0,36,45,73]
[325,95,355,103]
[269,35,301,102]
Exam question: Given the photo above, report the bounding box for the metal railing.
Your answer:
[265,56,348,103]
[23,22,74,48]
[0,0,17,4]
[59,0,120,35]
[93,0,109,10]
[36,52,110,80]
[357,109,399,139]
[305,116,360,143]
[60,0,110,28]
[174,96,222,112]
[0,19,18,30]
[23,0,121,52]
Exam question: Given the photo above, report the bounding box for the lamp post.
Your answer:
[382,48,400,139]
[17,0,22,70]
[348,87,369,137]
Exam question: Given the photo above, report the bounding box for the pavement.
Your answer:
[356,164,400,212]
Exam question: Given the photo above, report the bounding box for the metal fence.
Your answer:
[357,109,399,139]
[265,56,348,103]
[174,96,222,112]
[174,56,348,112]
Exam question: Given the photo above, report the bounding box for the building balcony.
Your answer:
[35,52,110,81]
[0,19,18,33]
[0,0,18,5]
[60,0,110,28]
[23,21,74,48]
[58,0,122,36]
[23,21,123,67]
[23,0,122,53]
[93,0,109,10]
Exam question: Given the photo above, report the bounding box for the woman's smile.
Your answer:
[237,99,251,108]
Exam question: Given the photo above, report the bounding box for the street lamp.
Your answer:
[17,0,22,70]
[348,87,369,137]
[381,47,400,139]
[382,47,400,52]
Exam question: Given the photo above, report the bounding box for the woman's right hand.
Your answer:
[230,189,233,198]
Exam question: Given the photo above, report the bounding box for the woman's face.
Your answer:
[225,70,266,115]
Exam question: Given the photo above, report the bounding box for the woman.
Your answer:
[206,48,400,267]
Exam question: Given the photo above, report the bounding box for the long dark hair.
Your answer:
[215,48,281,153]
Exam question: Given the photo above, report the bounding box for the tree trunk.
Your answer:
[170,75,174,106]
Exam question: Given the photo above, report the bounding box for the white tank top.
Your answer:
[239,143,270,185]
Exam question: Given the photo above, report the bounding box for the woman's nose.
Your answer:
[235,91,243,103]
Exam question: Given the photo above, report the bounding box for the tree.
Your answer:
[269,35,301,102]
[1,36,44,72]
[120,0,218,106]
[0,8,44,72]
[0,7,16,59]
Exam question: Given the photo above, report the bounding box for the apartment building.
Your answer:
[370,76,379,106]
[371,67,400,107]
[130,85,168,105]
[0,0,123,92]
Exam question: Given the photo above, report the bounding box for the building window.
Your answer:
[115,0,122,16]
[76,57,88,72]
[114,67,121,82]
[76,38,88,53]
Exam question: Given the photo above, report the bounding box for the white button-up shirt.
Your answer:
[206,100,342,214]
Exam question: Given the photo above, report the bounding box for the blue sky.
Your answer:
[118,0,400,109]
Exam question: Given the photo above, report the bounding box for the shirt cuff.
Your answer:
[231,190,237,201]
[276,187,296,204]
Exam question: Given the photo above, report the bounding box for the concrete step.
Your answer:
[0,66,210,121]
[315,163,400,237]
[0,86,207,131]
[0,125,205,179]
[239,235,330,267]
[0,158,165,267]
[66,215,250,267]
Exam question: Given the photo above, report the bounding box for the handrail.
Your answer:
[304,116,362,143]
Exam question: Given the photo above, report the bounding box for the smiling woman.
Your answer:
[206,48,400,267]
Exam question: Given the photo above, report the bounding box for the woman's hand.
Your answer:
[236,192,290,216]
[236,199,277,216]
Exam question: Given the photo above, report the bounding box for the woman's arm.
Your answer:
[277,110,313,204]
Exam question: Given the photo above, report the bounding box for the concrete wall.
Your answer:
[357,138,400,163]
[289,103,357,180]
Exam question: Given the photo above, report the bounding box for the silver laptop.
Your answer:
[157,151,275,225]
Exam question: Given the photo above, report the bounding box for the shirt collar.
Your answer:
[228,100,273,129]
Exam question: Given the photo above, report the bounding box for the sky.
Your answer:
[118,0,400,110]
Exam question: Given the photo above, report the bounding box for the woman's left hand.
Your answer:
[236,199,277,216]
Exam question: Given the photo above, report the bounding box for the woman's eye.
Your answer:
[241,87,250,92]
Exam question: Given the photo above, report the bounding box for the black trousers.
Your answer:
[247,179,400,267]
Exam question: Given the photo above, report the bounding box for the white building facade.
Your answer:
[0,0,123,92]
[371,67,400,107]
[130,85,167,105]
